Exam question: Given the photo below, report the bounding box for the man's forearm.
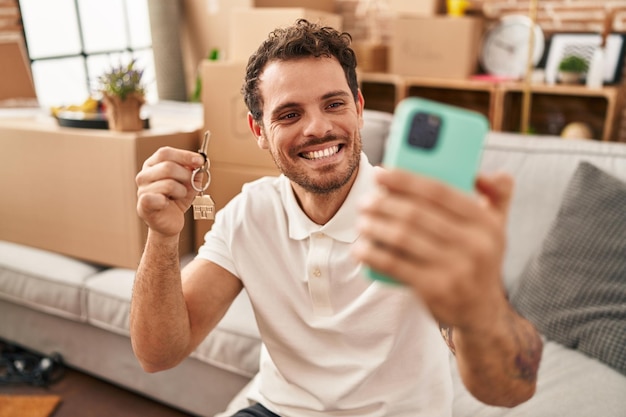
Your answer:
[130,230,192,372]
[449,307,543,407]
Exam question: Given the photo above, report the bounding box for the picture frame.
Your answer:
[544,33,626,85]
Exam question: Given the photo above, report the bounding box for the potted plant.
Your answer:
[97,59,146,132]
[558,55,589,84]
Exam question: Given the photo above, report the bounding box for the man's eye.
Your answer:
[328,102,344,109]
[281,113,298,120]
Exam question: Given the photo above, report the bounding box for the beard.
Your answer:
[269,132,362,195]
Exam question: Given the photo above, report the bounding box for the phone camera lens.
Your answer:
[409,112,441,150]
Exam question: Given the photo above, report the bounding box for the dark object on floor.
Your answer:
[0,339,65,387]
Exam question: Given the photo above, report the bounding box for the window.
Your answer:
[19,0,156,107]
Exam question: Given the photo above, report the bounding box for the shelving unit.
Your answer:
[358,72,406,114]
[497,82,622,141]
[358,71,624,142]
[404,76,498,125]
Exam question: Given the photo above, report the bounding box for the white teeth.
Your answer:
[302,145,339,160]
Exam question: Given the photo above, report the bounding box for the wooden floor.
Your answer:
[0,366,198,417]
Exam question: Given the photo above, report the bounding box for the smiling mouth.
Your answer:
[300,145,342,160]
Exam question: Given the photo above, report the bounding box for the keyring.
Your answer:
[191,166,211,193]
[190,130,216,220]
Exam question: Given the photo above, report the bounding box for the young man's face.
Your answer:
[250,56,364,195]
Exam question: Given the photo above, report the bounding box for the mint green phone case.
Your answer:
[365,97,489,284]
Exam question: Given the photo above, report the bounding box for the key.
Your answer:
[198,131,211,163]
[192,194,216,220]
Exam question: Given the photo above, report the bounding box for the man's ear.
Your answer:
[357,89,365,129]
[247,112,268,149]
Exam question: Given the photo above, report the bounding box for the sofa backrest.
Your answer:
[361,109,393,166]
[481,133,626,291]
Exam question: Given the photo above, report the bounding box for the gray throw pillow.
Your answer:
[510,161,626,376]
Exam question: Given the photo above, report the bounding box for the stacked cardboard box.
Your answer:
[229,8,342,61]
[342,0,454,72]
[389,15,484,79]
[387,0,446,15]
[343,0,484,79]
[254,0,335,12]
[180,0,338,93]
[198,59,278,249]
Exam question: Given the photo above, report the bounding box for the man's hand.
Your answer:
[353,168,542,406]
[136,147,205,238]
[353,168,512,328]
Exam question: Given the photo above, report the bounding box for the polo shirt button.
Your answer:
[313,268,321,278]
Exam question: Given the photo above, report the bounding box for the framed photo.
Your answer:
[544,33,626,85]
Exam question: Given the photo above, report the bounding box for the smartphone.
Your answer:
[364,97,489,284]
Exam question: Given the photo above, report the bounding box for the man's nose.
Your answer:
[302,110,333,138]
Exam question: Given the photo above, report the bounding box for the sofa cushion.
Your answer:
[85,268,136,336]
[85,267,261,378]
[480,133,626,291]
[0,240,100,320]
[192,290,261,378]
[360,109,393,166]
[510,162,626,376]
[83,253,195,335]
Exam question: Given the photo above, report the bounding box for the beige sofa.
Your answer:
[1,110,626,416]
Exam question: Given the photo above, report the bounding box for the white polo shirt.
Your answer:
[198,154,452,417]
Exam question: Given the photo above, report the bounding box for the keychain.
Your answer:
[191,131,216,220]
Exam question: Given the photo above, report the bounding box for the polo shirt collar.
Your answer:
[281,153,375,243]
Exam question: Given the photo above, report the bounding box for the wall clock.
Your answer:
[480,15,545,79]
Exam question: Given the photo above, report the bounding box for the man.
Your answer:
[131,19,542,417]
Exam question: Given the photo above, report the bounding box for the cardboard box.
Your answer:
[180,0,250,95]
[353,42,388,73]
[389,16,483,79]
[0,36,38,104]
[254,0,335,13]
[229,8,342,60]
[194,162,278,249]
[201,60,278,169]
[387,0,445,15]
[0,119,199,268]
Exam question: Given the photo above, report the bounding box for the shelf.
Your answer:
[498,83,621,141]
[405,77,496,124]
[358,72,623,141]
[358,72,406,114]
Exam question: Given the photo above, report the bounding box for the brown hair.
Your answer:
[242,19,358,124]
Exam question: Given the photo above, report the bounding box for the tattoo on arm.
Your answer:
[509,313,543,383]
[440,314,542,384]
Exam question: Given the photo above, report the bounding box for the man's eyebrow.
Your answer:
[270,91,352,119]
[270,101,300,119]
[321,90,351,100]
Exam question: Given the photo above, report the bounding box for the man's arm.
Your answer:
[129,232,242,372]
[440,309,543,406]
[353,168,542,406]
[130,146,243,372]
